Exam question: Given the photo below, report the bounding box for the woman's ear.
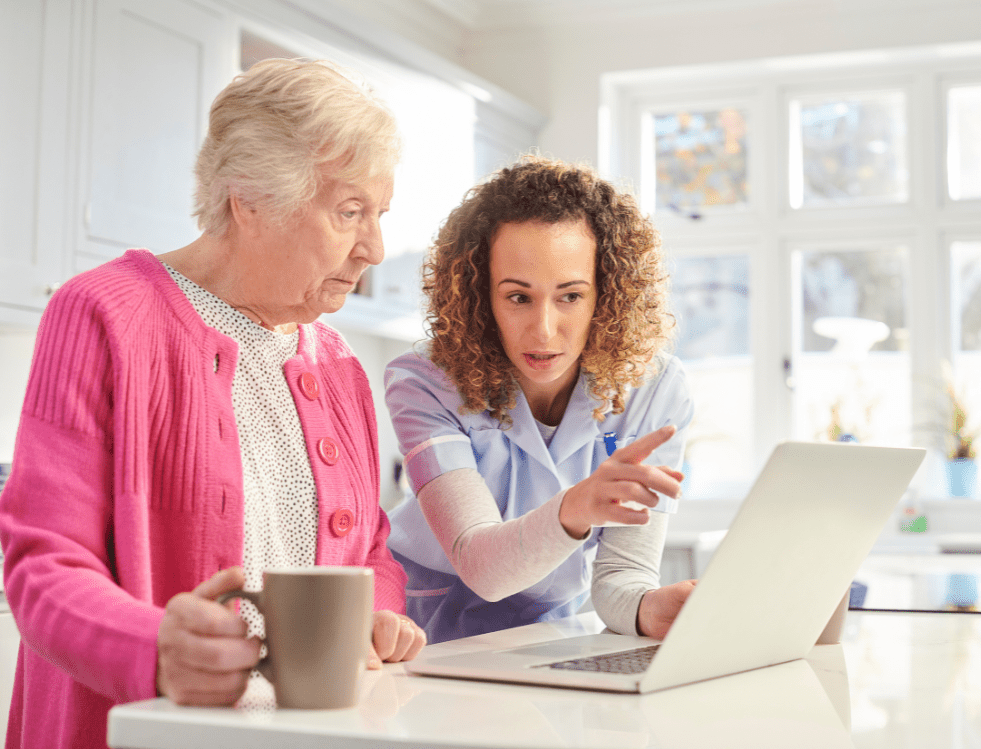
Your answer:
[229,193,261,237]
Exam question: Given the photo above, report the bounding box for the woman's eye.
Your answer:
[561,292,583,303]
[341,211,358,219]
[506,293,529,304]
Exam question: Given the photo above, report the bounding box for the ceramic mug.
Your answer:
[218,567,374,709]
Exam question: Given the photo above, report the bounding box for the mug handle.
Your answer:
[216,589,275,683]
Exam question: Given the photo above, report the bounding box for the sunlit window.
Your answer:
[643,108,749,215]
[669,254,753,496]
[948,86,981,201]
[604,44,981,503]
[952,240,981,456]
[789,91,908,209]
[791,245,910,445]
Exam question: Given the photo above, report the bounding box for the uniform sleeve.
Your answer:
[592,357,695,635]
[384,351,479,494]
[0,287,164,704]
[416,468,585,602]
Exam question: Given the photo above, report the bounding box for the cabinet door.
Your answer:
[81,0,230,262]
[0,0,73,319]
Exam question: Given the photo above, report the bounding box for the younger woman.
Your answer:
[385,156,696,643]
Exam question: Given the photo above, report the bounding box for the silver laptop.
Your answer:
[406,441,926,693]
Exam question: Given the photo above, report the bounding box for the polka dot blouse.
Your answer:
[164,264,318,641]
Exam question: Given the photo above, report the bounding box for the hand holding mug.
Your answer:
[156,567,262,706]
[217,566,374,709]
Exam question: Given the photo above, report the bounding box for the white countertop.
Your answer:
[108,609,981,749]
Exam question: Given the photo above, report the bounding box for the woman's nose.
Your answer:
[355,217,385,266]
[532,303,557,341]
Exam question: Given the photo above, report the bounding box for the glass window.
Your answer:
[792,245,910,445]
[672,255,750,359]
[954,240,981,353]
[952,241,981,459]
[789,91,908,208]
[644,108,749,214]
[669,254,753,497]
[948,86,981,201]
[798,248,907,353]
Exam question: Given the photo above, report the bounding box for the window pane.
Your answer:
[789,91,908,208]
[948,86,981,201]
[799,247,908,353]
[669,255,753,497]
[952,241,981,466]
[649,108,749,213]
[793,246,910,445]
[953,241,981,352]
[671,255,750,359]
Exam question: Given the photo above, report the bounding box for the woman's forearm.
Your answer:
[416,469,586,601]
[590,514,668,635]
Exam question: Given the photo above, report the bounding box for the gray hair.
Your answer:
[193,58,401,235]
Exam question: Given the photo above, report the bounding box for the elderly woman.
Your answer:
[385,156,697,644]
[0,59,424,749]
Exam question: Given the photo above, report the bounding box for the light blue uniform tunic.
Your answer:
[384,348,693,643]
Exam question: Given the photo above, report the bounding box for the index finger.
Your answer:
[610,425,677,465]
[166,592,249,638]
[193,567,246,601]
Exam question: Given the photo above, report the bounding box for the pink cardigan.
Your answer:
[0,249,407,749]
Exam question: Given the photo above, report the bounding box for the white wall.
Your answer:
[458,0,981,164]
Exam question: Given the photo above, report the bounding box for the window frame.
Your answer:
[601,42,981,501]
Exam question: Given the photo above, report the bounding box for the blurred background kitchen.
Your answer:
[1,1,980,726]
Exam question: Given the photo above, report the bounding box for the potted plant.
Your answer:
[820,397,875,444]
[945,379,978,497]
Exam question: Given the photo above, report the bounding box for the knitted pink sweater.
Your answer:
[0,249,407,749]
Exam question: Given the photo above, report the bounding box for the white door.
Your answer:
[81,0,231,262]
[0,0,73,319]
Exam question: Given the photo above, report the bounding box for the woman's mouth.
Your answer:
[523,352,560,370]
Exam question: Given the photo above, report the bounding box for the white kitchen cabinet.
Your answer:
[0,0,232,326]
[0,0,76,323]
[79,0,232,264]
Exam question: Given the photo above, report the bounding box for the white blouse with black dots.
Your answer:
[164,264,318,641]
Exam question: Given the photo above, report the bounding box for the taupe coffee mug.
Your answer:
[217,567,374,709]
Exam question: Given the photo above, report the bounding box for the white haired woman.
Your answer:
[0,58,424,749]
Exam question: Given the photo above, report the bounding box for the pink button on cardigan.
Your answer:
[0,249,407,749]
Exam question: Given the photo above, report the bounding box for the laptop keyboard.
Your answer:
[534,644,661,674]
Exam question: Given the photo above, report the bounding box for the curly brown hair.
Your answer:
[424,155,674,425]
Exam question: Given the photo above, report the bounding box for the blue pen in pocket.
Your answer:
[603,432,618,457]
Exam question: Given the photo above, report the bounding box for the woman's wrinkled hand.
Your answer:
[156,567,262,706]
[367,610,427,669]
[637,579,698,640]
[558,425,683,539]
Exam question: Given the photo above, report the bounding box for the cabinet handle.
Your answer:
[45,282,62,297]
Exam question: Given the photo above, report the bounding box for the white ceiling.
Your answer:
[417,0,802,29]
